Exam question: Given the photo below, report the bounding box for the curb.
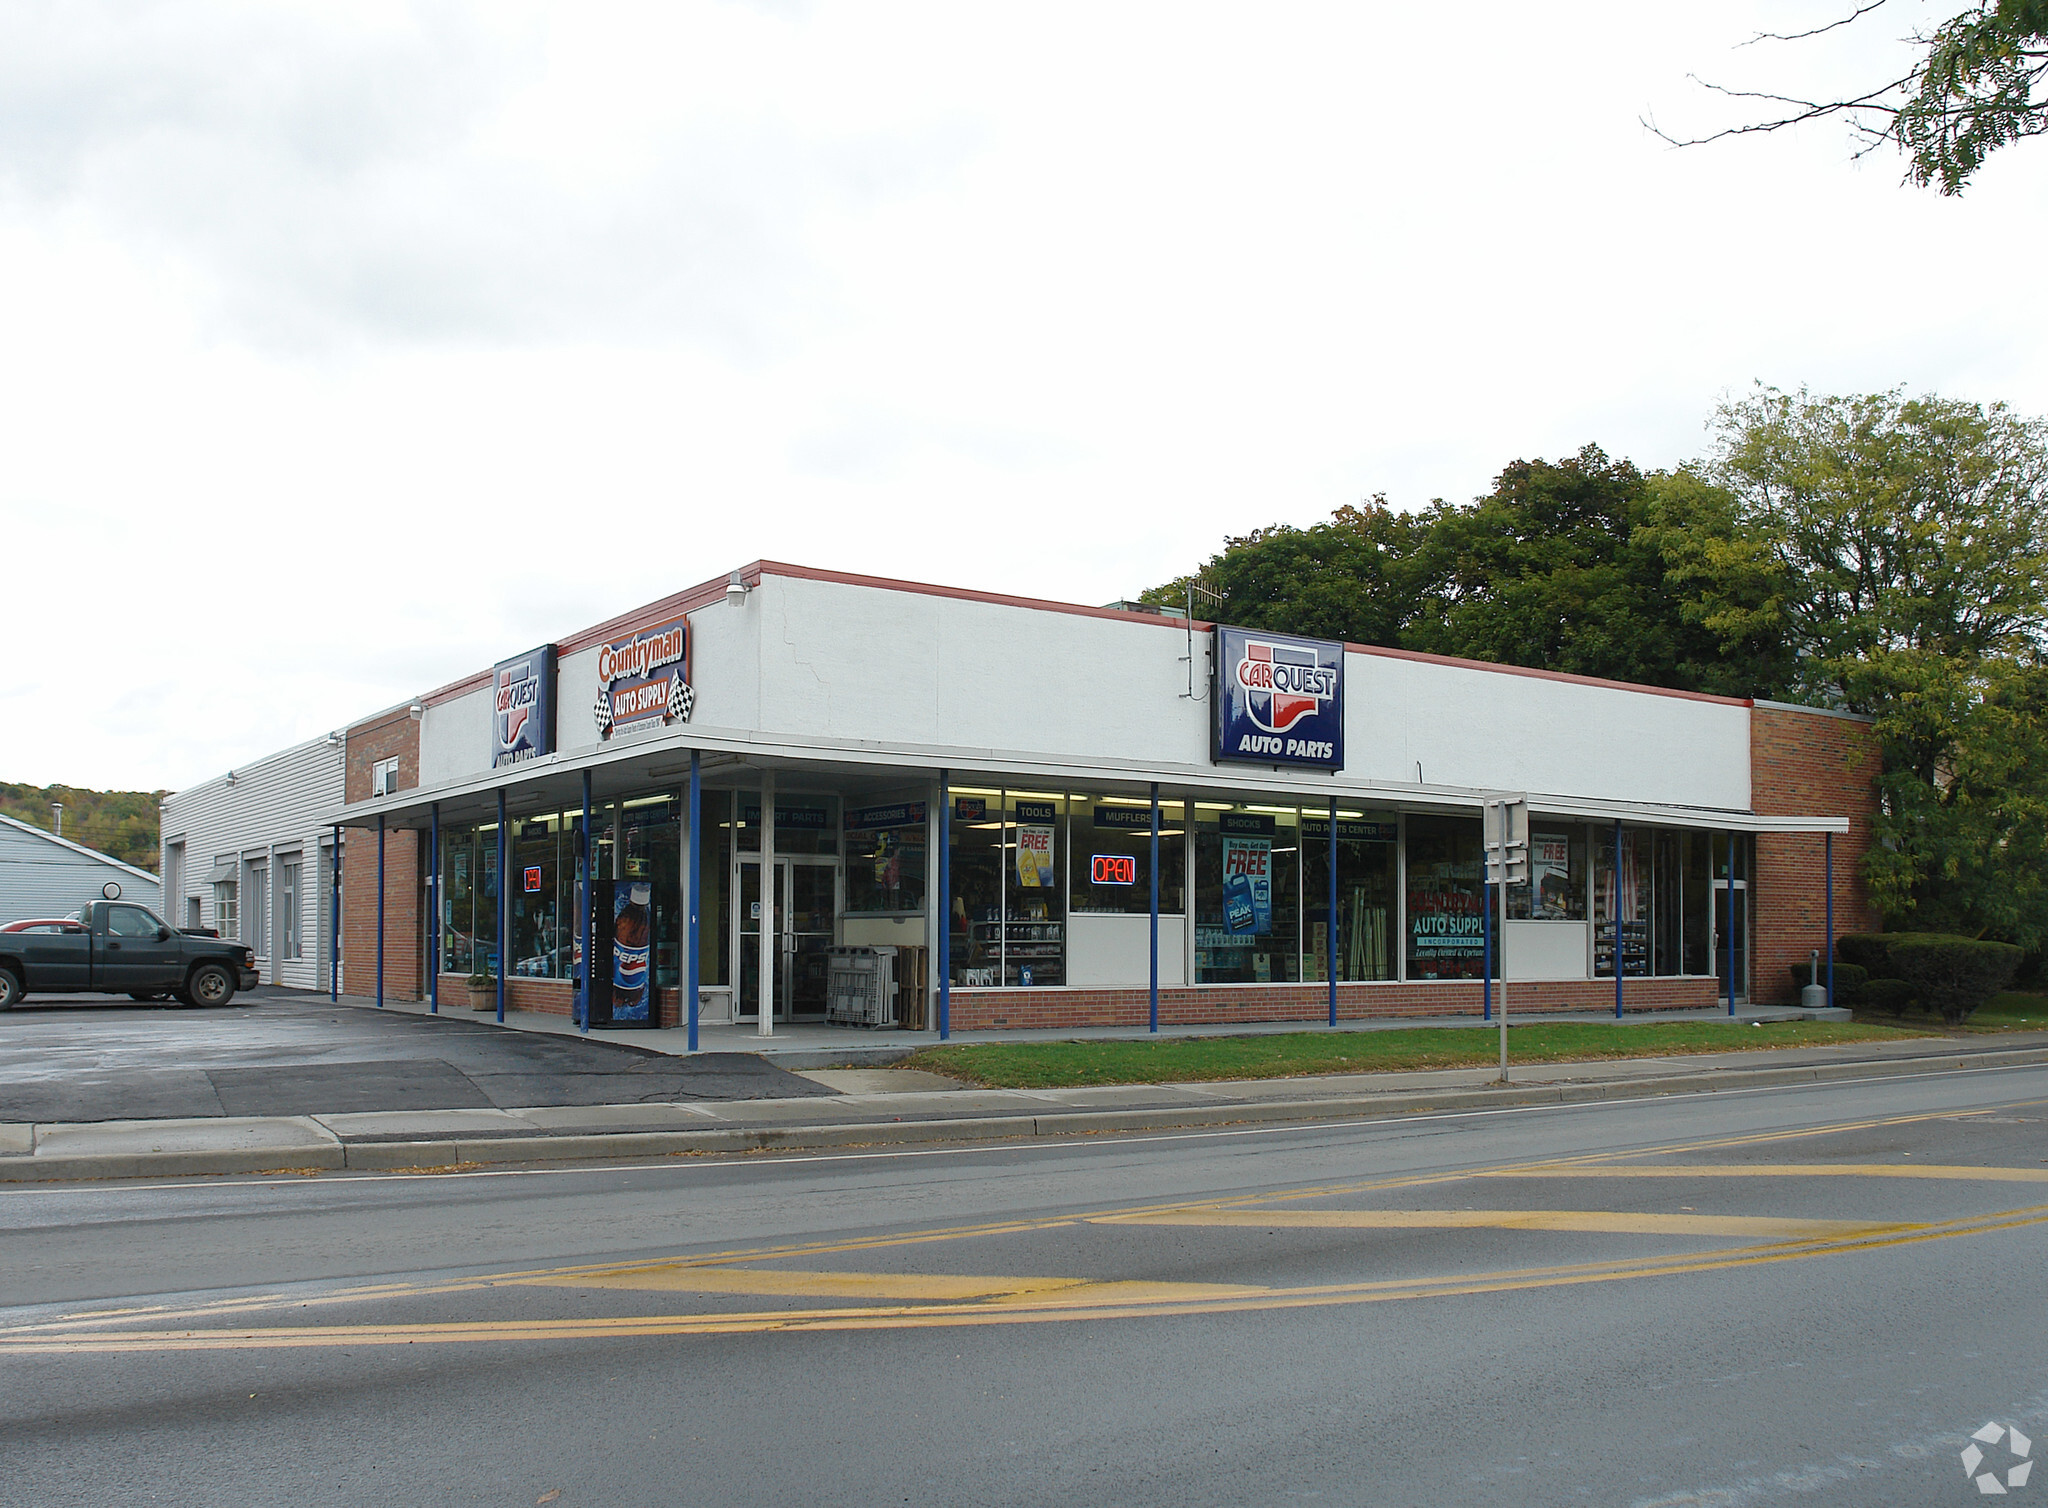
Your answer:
[5,1044,2046,1184]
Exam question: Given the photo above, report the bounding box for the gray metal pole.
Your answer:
[429,803,440,1014]
[939,773,951,1041]
[330,823,341,1001]
[756,770,775,1037]
[375,817,385,1009]
[1614,819,1624,1019]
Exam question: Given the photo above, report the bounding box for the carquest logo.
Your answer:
[1234,639,1337,734]
[1962,1421,2033,1494]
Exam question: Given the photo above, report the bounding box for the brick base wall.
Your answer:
[437,975,683,1026]
[944,977,1722,1031]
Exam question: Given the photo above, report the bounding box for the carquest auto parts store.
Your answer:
[324,561,1874,1036]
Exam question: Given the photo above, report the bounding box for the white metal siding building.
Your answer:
[159,737,348,990]
[0,814,162,924]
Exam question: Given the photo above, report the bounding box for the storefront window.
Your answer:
[1510,827,1586,920]
[1003,793,1068,986]
[1593,826,1652,978]
[948,791,1004,987]
[1068,797,1183,916]
[1302,812,1397,981]
[509,815,570,978]
[1682,831,1712,976]
[1653,831,1684,975]
[622,797,680,990]
[844,798,928,914]
[1404,815,1483,980]
[476,823,500,974]
[1195,805,1301,984]
[699,790,731,988]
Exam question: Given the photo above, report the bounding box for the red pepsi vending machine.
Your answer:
[587,879,656,1027]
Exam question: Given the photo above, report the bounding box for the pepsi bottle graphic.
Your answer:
[612,882,651,1022]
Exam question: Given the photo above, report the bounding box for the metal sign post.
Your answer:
[1483,796,1528,1084]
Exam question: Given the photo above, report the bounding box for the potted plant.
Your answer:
[466,971,497,1011]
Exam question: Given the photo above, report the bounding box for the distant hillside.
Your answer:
[0,782,164,873]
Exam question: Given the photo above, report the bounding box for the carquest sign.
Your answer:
[491,645,558,769]
[1212,626,1345,770]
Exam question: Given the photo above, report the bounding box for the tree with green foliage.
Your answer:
[0,782,165,873]
[1652,1,2048,195]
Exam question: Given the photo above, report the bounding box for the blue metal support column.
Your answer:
[687,752,701,1052]
[1614,819,1625,1019]
[496,789,508,1024]
[429,803,440,1013]
[577,771,592,1032]
[1725,833,1737,1016]
[1326,794,1338,1027]
[938,772,951,1041]
[330,823,341,1002]
[375,816,386,1009]
[1825,831,1835,1010]
[1148,783,1160,1034]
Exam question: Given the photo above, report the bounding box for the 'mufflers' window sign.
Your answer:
[1212,626,1345,770]
[594,617,692,739]
[491,645,558,768]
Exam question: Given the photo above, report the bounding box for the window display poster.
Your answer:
[1016,824,1054,888]
[1529,831,1573,919]
[1221,836,1273,935]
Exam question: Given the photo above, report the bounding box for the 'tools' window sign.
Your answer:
[594,617,692,739]
[491,645,558,769]
[1212,626,1345,769]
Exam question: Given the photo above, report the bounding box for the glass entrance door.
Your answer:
[1712,884,1748,1002]
[738,858,839,1021]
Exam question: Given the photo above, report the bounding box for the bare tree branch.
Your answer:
[1740,0,1894,48]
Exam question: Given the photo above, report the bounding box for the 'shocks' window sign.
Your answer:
[1212,626,1344,769]
[595,618,691,739]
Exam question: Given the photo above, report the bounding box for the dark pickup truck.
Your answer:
[0,901,259,1009]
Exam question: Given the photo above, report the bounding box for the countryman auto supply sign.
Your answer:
[491,645,558,769]
[1213,626,1345,769]
[594,617,693,739]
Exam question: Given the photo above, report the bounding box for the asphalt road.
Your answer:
[0,992,830,1121]
[2,1064,2046,1507]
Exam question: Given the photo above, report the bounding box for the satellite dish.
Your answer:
[102,881,122,900]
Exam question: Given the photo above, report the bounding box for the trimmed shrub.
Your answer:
[1790,961,1867,1003]
[1887,934,2024,1026]
[1837,933,1906,978]
[1858,978,1919,1016]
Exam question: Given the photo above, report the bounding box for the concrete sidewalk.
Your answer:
[6,1030,2045,1184]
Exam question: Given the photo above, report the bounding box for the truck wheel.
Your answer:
[0,966,20,1009]
[186,963,236,1009]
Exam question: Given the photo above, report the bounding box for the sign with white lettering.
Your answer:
[594,618,691,739]
[492,645,557,768]
[1212,626,1345,770]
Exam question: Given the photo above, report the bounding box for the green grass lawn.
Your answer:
[899,1019,1936,1089]
[1854,990,2048,1033]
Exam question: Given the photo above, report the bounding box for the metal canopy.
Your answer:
[328,722,1851,837]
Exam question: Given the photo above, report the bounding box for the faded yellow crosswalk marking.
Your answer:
[525,1265,1265,1305]
[1485,1163,2048,1183]
[1095,1209,1908,1239]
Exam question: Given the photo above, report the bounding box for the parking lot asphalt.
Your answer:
[0,989,835,1122]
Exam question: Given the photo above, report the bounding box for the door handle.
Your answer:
[107,942,122,950]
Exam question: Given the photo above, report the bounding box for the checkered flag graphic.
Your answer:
[593,685,614,738]
[666,671,695,723]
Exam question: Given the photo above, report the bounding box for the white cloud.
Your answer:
[1,1,2044,791]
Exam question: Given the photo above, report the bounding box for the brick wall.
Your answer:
[1750,705,1881,1004]
[945,977,1720,1031]
[343,708,424,999]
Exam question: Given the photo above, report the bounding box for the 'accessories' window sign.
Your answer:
[594,617,692,739]
[491,645,558,769]
[1212,626,1345,770]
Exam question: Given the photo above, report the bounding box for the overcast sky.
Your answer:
[4,1,2043,795]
